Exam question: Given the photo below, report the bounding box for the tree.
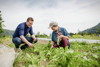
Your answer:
[84,32,88,35]
[78,32,82,35]
[0,11,4,33]
[69,32,74,37]
[77,29,82,35]
[97,26,100,34]
[49,33,52,37]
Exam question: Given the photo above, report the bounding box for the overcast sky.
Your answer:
[0,0,100,35]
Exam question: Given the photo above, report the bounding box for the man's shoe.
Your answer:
[21,46,27,50]
[14,48,21,52]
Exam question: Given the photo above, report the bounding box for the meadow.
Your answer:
[37,34,100,40]
[69,34,100,40]
[0,36,100,67]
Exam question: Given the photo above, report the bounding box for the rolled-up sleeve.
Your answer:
[19,26,24,36]
[29,27,34,35]
[63,28,69,37]
[52,32,54,41]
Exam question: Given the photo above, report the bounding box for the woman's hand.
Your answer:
[51,45,54,48]
[59,35,64,38]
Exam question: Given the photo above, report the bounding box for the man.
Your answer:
[12,17,38,50]
[49,22,70,48]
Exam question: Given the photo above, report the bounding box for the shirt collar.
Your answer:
[54,26,61,33]
[25,22,29,28]
[59,27,62,32]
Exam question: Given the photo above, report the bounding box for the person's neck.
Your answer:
[56,27,59,33]
[26,22,29,28]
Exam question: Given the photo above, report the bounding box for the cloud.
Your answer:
[0,0,100,35]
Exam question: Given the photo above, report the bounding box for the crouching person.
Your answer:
[12,17,38,51]
[49,22,70,49]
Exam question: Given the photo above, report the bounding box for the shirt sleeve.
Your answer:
[51,32,54,41]
[63,28,69,37]
[29,27,34,35]
[19,25,24,36]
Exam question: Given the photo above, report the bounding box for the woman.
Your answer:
[49,22,70,48]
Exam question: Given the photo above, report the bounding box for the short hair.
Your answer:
[27,17,34,22]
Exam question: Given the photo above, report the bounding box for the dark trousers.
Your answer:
[54,37,70,48]
[12,36,38,49]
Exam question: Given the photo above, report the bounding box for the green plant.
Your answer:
[12,41,100,67]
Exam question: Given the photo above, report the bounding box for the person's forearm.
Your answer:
[52,41,55,46]
[63,36,69,40]
[32,34,36,39]
[20,35,30,45]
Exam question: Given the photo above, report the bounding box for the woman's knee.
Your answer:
[62,37,67,41]
[62,37,69,47]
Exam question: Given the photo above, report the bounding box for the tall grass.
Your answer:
[0,36,12,44]
[70,34,100,40]
[0,36,100,67]
[12,41,100,67]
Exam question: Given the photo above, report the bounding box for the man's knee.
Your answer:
[25,37,38,43]
[34,39,38,43]
[13,38,21,44]
[25,37,33,42]
[28,37,38,43]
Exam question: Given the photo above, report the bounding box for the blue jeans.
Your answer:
[12,36,38,49]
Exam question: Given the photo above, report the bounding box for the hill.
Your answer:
[82,23,100,34]
[0,29,14,36]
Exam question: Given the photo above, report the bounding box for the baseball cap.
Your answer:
[48,21,58,28]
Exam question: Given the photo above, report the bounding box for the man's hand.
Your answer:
[28,43,34,47]
[20,35,35,48]
[33,37,37,42]
[32,35,37,42]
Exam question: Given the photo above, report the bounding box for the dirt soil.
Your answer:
[0,40,49,45]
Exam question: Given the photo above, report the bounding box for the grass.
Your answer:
[8,41,100,67]
[70,34,100,40]
[37,34,100,40]
[0,36,100,67]
[0,36,12,44]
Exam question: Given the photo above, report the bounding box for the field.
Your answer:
[69,34,100,40]
[37,34,100,40]
[0,37,100,67]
